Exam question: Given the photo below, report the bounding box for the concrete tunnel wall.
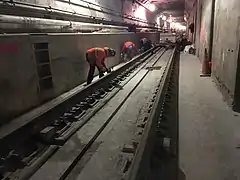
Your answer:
[194,0,213,62]
[0,32,160,125]
[188,0,240,103]
[211,0,240,98]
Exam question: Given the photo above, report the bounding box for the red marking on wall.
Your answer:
[200,19,207,43]
[0,44,18,53]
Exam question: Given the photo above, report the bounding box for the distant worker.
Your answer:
[140,38,153,53]
[120,41,138,61]
[128,24,137,32]
[165,38,172,43]
[86,47,116,85]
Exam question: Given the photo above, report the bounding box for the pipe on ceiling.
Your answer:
[0,14,129,33]
[1,0,155,26]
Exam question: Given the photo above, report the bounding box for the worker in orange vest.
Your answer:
[86,47,116,85]
[120,41,138,61]
[140,38,153,53]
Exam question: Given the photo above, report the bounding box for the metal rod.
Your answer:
[135,0,151,12]
[77,0,122,14]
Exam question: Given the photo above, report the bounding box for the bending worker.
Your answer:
[86,47,116,85]
[139,38,153,53]
[120,41,138,61]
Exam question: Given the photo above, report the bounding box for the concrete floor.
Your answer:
[179,54,240,180]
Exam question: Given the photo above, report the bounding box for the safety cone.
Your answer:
[200,49,211,77]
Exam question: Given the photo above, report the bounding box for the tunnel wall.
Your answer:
[196,0,212,62]
[211,0,240,99]
[188,0,240,105]
[187,0,213,59]
[0,32,160,124]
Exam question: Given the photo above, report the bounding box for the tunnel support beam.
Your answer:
[233,41,240,112]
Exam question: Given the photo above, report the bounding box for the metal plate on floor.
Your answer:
[146,66,162,71]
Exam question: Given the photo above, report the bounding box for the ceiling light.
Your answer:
[134,6,146,21]
[147,4,156,12]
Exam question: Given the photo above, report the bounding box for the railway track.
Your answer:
[0,46,179,180]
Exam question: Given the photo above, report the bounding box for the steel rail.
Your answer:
[126,47,177,180]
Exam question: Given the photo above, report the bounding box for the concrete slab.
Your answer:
[179,54,240,180]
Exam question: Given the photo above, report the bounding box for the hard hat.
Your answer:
[104,47,115,57]
[103,47,109,56]
[140,38,146,45]
[108,48,116,57]
[103,47,109,51]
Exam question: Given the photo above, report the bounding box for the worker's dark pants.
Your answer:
[144,44,152,52]
[128,47,137,59]
[124,48,136,61]
[86,54,104,85]
[140,45,153,54]
[87,65,104,84]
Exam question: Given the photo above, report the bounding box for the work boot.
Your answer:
[99,72,104,78]
[106,68,111,73]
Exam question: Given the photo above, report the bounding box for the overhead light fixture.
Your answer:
[134,6,146,21]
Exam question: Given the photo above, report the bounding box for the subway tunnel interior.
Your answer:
[0,0,240,180]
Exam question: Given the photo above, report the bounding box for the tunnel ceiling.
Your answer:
[139,0,185,22]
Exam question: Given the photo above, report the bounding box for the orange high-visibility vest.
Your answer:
[86,48,107,68]
[121,41,137,53]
